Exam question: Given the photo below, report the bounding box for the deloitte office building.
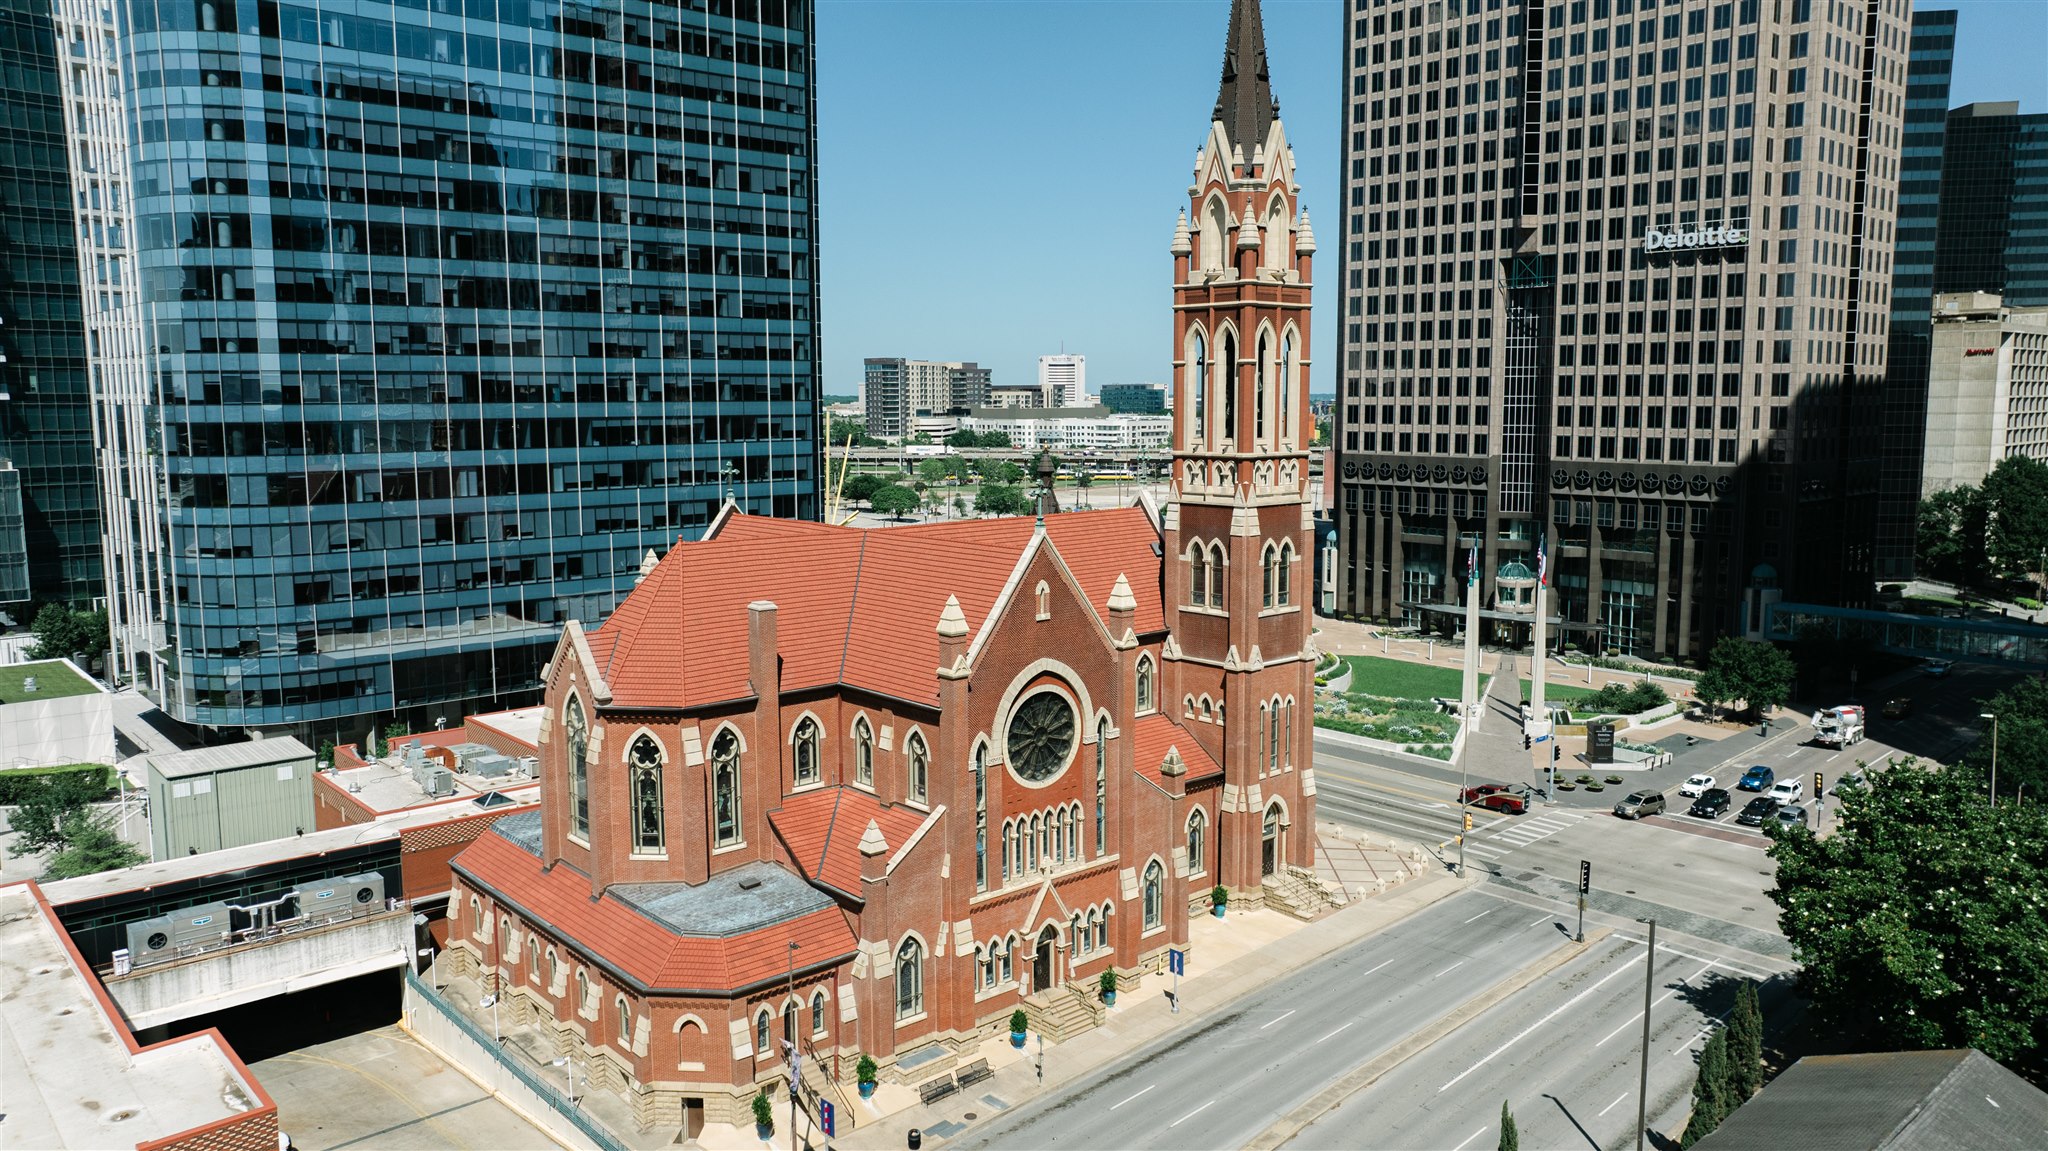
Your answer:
[1330,0,1911,661]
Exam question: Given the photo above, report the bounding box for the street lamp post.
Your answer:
[1981,712,1999,803]
[1637,917,1657,1151]
[787,941,800,1149]
[551,1055,579,1105]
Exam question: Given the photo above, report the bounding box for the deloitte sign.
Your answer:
[1643,224,1748,253]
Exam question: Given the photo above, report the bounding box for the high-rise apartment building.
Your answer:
[1332,0,1910,658]
[1933,102,2048,306]
[52,0,821,737]
[861,358,991,438]
[0,0,101,608]
[1038,353,1087,406]
[1873,7,1954,580]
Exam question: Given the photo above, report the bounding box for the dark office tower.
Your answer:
[1331,0,1909,660]
[0,0,102,609]
[1874,8,1955,581]
[1935,102,2048,306]
[52,0,822,738]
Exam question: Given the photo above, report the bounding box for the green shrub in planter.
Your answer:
[1576,774,1594,784]
[752,1089,775,1132]
[1556,781,1577,791]
[1604,775,1623,785]
[1010,1009,1029,1036]
[1585,783,1605,792]
[856,1054,878,1086]
[1099,969,1119,1003]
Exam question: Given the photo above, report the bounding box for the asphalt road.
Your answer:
[956,889,1576,1151]
[1286,932,1800,1151]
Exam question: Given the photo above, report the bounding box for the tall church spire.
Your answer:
[1212,0,1277,156]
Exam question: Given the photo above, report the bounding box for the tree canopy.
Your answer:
[826,416,883,448]
[1915,455,2048,589]
[977,459,1026,485]
[1694,637,1798,719]
[841,472,887,505]
[946,429,1012,449]
[915,458,953,487]
[27,604,109,664]
[975,482,1030,518]
[43,811,145,880]
[1767,759,2048,1074]
[867,483,920,518]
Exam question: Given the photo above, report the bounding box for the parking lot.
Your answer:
[252,1024,558,1151]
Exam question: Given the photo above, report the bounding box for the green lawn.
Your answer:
[1519,679,1601,702]
[0,660,99,705]
[1342,656,1468,702]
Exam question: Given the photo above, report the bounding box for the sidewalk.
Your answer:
[837,866,1481,1149]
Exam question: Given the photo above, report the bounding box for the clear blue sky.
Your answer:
[815,0,2047,402]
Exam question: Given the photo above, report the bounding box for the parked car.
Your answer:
[1613,789,1668,819]
[1471,789,1532,815]
[1738,764,1776,791]
[1883,697,1913,719]
[1679,773,1716,797]
[1689,789,1732,819]
[1768,778,1805,804]
[1923,659,1953,678]
[1737,796,1782,826]
[1773,804,1811,830]
[1459,783,1517,804]
[1829,770,1867,797]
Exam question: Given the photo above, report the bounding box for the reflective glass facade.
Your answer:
[55,0,820,735]
[0,0,102,607]
[1935,102,2048,307]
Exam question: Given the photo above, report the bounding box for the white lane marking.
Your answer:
[1315,1021,1356,1045]
[1528,913,1555,927]
[1464,908,1496,924]
[1598,1091,1631,1117]
[1612,936,1778,982]
[1260,1009,1297,1030]
[1110,1084,1154,1110]
[1440,946,1645,1092]
[1168,1100,1214,1129]
[1476,814,1514,833]
[1359,958,1397,979]
[1452,1125,1490,1151]
[1433,961,1465,979]
[1596,963,1713,1046]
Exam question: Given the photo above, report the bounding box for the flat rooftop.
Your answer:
[0,659,102,705]
[40,821,401,905]
[468,704,543,750]
[323,754,540,815]
[0,882,270,1148]
[148,736,314,780]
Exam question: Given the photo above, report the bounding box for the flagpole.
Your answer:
[1532,531,1550,798]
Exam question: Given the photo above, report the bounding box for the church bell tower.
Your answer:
[1163,0,1318,891]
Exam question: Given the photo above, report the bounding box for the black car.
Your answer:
[1736,796,1782,826]
[1689,788,1732,819]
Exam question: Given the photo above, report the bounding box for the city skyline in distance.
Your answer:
[818,0,2045,404]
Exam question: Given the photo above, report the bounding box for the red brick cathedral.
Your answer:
[445,0,1316,1128]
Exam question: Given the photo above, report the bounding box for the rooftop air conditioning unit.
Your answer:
[516,756,537,778]
[422,766,454,797]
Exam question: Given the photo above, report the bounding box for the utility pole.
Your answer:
[1637,918,1657,1151]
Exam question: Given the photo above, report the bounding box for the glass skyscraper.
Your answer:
[0,0,103,609]
[1934,102,2048,307]
[53,0,820,737]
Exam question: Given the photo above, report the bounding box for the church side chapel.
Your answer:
[443,0,1318,1127]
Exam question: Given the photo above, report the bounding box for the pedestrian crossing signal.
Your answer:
[1464,812,1474,831]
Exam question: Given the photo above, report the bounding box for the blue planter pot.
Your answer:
[1213,904,1227,918]
[858,1080,876,1100]
[1102,990,1116,1006]
[1010,1031,1026,1048]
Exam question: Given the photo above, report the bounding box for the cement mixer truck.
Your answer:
[1810,705,1866,749]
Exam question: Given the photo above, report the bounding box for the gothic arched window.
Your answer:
[712,730,742,848]
[853,717,874,788]
[1278,541,1294,606]
[1094,718,1109,855]
[792,717,819,787]
[1142,860,1165,929]
[1207,542,1226,608]
[907,731,929,805]
[629,734,665,854]
[1221,331,1237,441]
[1189,542,1209,607]
[1187,808,1208,876]
[1262,543,1278,609]
[811,990,828,1036]
[895,938,925,1020]
[1135,654,1155,714]
[1280,331,1295,442]
[973,743,989,891]
[1255,332,1269,442]
[564,695,589,841]
[1191,331,1208,444]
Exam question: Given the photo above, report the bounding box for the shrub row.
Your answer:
[0,763,114,806]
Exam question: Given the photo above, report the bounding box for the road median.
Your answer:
[1244,926,1613,1151]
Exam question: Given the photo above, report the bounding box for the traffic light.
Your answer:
[1464,812,1474,831]
[1552,744,1561,763]
[1524,733,1532,750]
[1815,771,1824,797]
[1578,859,1591,894]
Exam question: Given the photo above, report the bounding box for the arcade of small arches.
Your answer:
[1180,320,1304,451]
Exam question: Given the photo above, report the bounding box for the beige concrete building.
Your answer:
[1332,0,1912,657]
[1923,291,2048,493]
[861,359,993,438]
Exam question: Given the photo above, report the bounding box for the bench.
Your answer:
[954,1058,993,1089]
[916,1075,960,1106]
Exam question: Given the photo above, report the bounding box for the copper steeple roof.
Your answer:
[1212,0,1278,156]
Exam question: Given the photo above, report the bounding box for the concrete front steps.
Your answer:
[1262,865,1348,921]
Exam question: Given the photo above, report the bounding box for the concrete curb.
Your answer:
[1242,926,1616,1151]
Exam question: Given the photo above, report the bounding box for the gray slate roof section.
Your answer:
[613,862,834,939]
[147,736,314,780]
[1697,1049,2048,1150]
[493,810,545,857]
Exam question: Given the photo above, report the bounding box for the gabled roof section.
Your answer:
[590,508,1164,710]
[1131,712,1222,787]
[1213,0,1278,158]
[1695,1049,2048,1151]
[768,788,928,899]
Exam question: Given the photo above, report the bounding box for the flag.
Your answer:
[1536,539,1548,587]
[1467,542,1479,586]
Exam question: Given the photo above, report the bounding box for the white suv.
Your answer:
[1768,778,1804,804]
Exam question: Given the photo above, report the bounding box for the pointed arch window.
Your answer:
[1262,543,1278,609]
[1264,197,1291,270]
[853,717,874,788]
[1277,541,1294,606]
[1284,698,1295,769]
[1189,542,1209,607]
[1258,704,1270,774]
[907,731,929,805]
[1201,196,1228,272]
[895,938,925,1020]
[1221,332,1238,441]
[1255,332,1269,442]
[629,735,665,854]
[618,996,633,1044]
[973,744,988,891]
[1190,331,1209,444]
[755,1008,772,1054]
[1207,543,1226,608]
[1142,860,1165,929]
[1187,808,1208,876]
[793,717,820,787]
[1280,332,1295,443]
[564,695,589,841]
[1269,696,1282,771]
[782,1000,799,1048]
[712,730,742,848]
[811,990,828,1036]
[1094,718,1109,855]
[1135,654,1155,714]
[576,969,591,1016]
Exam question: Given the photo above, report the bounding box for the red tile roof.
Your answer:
[590,507,1165,709]
[452,832,857,993]
[1131,712,1222,787]
[768,788,931,897]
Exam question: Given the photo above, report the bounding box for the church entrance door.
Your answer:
[1261,804,1280,878]
[1033,924,1058,991]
